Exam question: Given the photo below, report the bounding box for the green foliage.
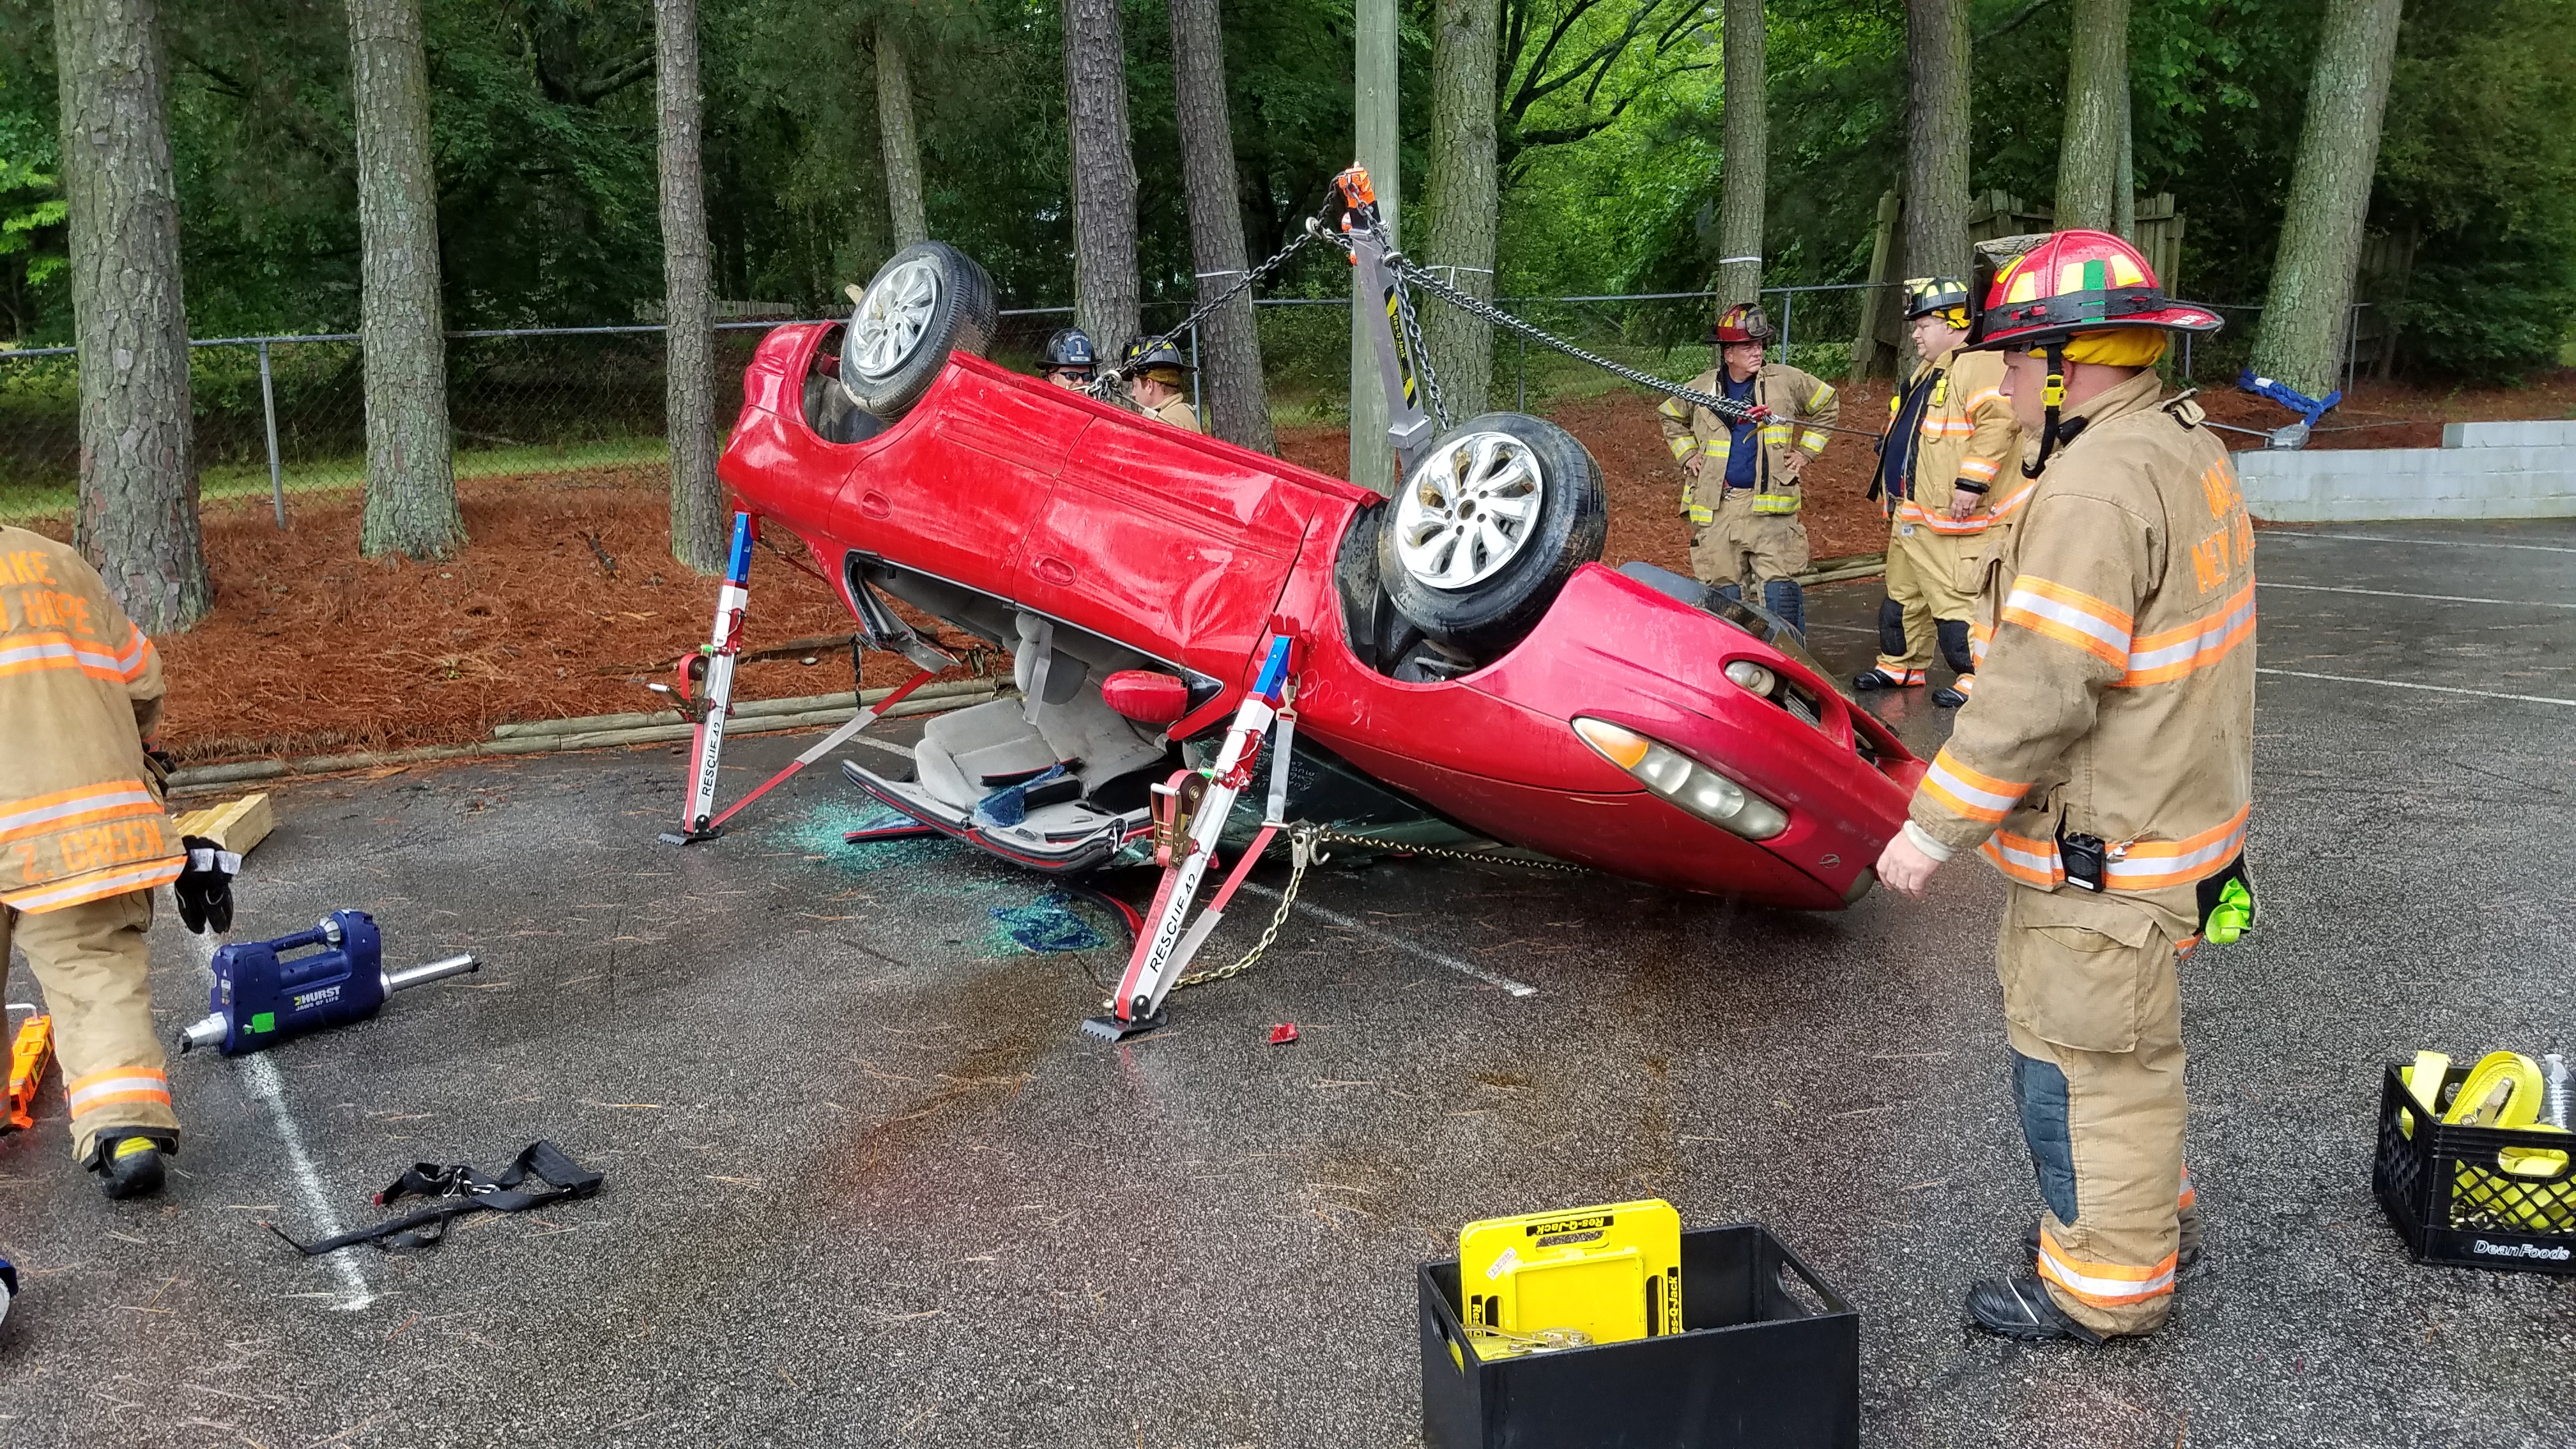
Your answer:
[0,61,67,341]
[0,0,2566,381]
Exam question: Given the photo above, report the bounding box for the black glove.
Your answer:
[174,835,240,935]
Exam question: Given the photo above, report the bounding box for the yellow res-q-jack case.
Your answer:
[1457,1199,1682,1356]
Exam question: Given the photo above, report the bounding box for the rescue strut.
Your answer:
[661,510,954,845]
[1081,634,1300,1042]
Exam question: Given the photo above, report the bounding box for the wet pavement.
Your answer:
[3,518,2572,1448]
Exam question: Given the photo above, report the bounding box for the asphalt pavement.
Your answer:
[3,518,2572,1448]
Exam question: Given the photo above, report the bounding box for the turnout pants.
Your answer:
[1,889,177,1163]
[1998,883,2195,1337]
[1874,519,1979,683]
[1689,488,1809,592]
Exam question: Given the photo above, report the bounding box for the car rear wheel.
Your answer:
[839,241,997,420]
[1377,412,1607,657]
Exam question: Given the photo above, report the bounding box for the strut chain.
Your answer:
[1088,228,1318,404]
[1165,822,1586,993]
[1381,254,1887,440]
[1392,269,1452,432]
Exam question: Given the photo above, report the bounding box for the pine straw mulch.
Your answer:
[17,472,952,765]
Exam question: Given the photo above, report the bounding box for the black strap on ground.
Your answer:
[265,1140,604,1255]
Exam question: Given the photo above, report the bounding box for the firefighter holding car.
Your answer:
[1853,277,2023,707]
[0,526,233,1200]
[1657,302,1839,638]
[1873,231,2253,1346]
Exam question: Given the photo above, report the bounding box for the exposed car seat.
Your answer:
[910,611,1167,815]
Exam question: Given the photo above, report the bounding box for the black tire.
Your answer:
[839,241,997,420]
[1376,412,1607,657]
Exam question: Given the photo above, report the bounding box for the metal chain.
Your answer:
[1170,823,1324,989]
[1391,268,1452,431]
[1383,255,1886,440]
[1167,820,1586,993]
[1087,228,1318,403]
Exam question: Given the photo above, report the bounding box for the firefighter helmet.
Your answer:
[1707,302,1775,344]
[1967,230,2221,351]
[1042,328,1097,373]
[1901,276,1974,325]
[1122,337,1195,374]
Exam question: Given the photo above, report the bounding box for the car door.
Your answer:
[1013,416,1318,677]
[834,370,1092,597]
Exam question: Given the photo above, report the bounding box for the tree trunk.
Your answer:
[52,0,209,632]
[656,0,723,575]
[346,0,461,560]
[1349,0,1400,491]
[1713,0,1766,308]
[844,87,892,286]
[2055,0,2125,232]
[1167,0,1272,453]
[1062,0,1138,365]
[1901,0,1970,373]
[2251,0,2404,397]
[877,23,927,249]
[1421,0,1499,420]
[2113,71,2135,240]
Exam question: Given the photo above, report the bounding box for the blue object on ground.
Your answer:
[991,893,1107,953]
[2238,369,2342,426]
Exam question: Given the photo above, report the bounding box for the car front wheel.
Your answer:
[1376,412,1607,658]
[839,241,997,420]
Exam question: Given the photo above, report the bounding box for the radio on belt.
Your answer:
[179,910,479,1057]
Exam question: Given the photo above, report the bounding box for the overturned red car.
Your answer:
[716,241,1920,910]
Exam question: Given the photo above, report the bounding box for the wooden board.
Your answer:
[171,793,275,855]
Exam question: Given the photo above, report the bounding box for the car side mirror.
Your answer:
[1101,670,1190,725]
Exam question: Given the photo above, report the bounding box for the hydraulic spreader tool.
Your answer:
[178,910,479,1056]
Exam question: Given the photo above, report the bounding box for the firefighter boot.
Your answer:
[1933,618,1977,707]
[1761,578,1806,641]
[89,1131,169,1201]
[1965,1275,2104,1346]
[1854,601,1929,691]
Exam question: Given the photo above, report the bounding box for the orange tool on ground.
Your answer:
[6,1011,54,1132]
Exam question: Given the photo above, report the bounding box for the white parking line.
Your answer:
[192,934,374,1311]
[2256,667,2576,708]
[1234,882,1539,997]
[2258,581,2576,609]
[245,1054,376,1310]
[2260,530,2576,555]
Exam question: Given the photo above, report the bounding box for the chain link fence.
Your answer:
[1,284,1890,524]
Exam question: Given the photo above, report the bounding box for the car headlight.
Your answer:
[1572,717,1790,841]
[1724,659,1777,696]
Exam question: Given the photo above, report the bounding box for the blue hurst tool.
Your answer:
[177,910,479,1056]
[2237,368,2342,450]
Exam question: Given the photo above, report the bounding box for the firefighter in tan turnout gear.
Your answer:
[1853,277,2022,707]
[0,526,210,1199]
[1656,302,1839,638]
[1123,337,1203,433]
[1872,231,2251,1344]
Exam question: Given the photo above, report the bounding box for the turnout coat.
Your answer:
[0,526,182,914]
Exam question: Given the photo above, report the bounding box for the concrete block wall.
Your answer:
[2235,414,2576,523]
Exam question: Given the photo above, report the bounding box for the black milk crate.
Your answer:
[1418,1223,1858,1449]
[2372,1063,2576,1275]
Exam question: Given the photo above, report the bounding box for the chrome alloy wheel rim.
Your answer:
[848,256,943,379]
[1392,431,1547,590]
